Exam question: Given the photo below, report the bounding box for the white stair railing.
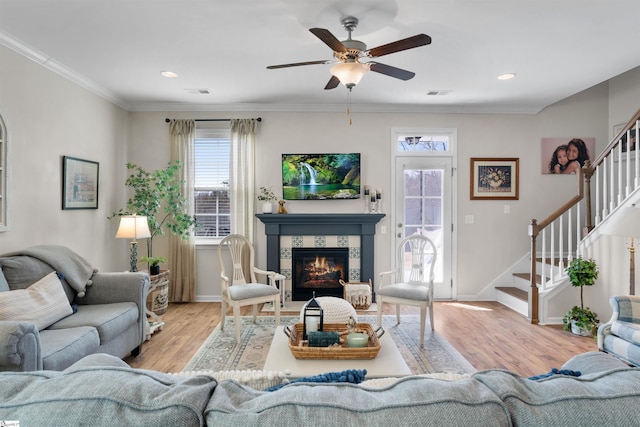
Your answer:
[529,109,640,324]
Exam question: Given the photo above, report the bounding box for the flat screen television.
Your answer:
[282,153,361,200]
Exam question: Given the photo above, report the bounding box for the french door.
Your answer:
[394,156,454,299]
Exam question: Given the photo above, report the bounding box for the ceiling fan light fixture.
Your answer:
[330,62,370,88]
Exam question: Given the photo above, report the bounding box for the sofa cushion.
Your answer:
[206,376,511,426]
[611,321,640,346]
[473,368,640,425]
[0,271,73,330]
[47,302,138,344]
[39,326,100,370]
[0,365,217,426]
[0,256,75,302]
[560,351,630,374]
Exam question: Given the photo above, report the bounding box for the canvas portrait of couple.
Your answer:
[540,137,595,175]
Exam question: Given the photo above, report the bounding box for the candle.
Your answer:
[376,189,382,200]
[370,191,376,202]
[364,185,370,195]
[306,317,319,333]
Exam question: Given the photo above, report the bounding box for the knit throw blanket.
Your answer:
[2,245,97,297]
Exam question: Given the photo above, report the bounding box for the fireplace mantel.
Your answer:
[256,213,385,299]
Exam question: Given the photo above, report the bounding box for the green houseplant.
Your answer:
[109,162,196,267]
[140,256,167,276]
[562,257,599,337]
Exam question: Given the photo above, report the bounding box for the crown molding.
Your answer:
[0,32,130,110]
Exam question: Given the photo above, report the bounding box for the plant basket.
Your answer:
[339,279,372,310]
[284,322,383,360]
[147,270,170,315]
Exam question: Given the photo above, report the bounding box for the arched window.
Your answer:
[0,114,8,231]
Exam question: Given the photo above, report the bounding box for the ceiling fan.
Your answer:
[267,16,432,91]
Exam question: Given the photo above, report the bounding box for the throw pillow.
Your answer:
[0,271,73,330]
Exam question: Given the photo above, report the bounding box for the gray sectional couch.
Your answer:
[0,351,638,426]
[0,245,149,371]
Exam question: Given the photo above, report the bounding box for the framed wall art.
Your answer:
[62,156,99,209]
[470,158,519,200]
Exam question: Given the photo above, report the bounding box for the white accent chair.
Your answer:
[218,234,281,340]
[376,234,437,347]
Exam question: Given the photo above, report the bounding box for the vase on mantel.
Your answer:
[262,202,274,214]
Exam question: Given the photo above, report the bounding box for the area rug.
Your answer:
[183,315,475,375]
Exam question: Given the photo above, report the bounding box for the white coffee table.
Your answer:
[264,325,411,378]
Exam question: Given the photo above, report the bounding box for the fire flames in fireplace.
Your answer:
[292,248,348,300]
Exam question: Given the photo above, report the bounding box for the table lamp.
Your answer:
[115,215,151,272]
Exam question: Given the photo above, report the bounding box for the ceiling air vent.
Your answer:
[185,89,211,95]
[426,90,452,96]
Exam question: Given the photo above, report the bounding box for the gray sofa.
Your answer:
[598,295,640,367]
[0,245,149,371]
[0,351,638,426]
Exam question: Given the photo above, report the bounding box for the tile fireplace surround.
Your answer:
[256,213,385,302]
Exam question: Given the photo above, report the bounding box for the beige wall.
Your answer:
[2,40,638,320]
[126,83,611,302]
[0,44,129,271]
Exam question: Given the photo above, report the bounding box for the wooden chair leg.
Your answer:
[233,303,241,341]
[220,300,227,331]
[420,306,427,347]
[429,301,435,331]
[376,298,383,327]
[274,296,281,325]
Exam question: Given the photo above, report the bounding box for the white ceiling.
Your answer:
[1,0,639,113]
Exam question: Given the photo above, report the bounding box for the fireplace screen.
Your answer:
[292,248,348,300]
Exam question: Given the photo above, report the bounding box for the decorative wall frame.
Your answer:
[62,156,99,209]
[470,158,519,200]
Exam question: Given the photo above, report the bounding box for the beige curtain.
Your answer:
[230,119,258,243]
[168,119,196,302]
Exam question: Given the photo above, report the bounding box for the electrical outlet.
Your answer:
[504,205,510,214]
[465,215,474,224]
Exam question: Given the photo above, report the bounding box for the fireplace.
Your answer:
[292,248,348,300]
[256,213,385,302]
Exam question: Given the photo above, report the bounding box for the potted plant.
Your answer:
[257,186,277,214]
[109,162,197,265]
[562,257,599,337]
[140,256,167,276]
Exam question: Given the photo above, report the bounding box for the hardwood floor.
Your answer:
[124,301,598,377]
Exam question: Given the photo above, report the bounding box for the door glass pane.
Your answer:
[404,168,444,282]
[396,135,450,152]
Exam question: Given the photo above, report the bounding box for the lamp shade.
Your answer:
[330,62,370,87]
[115,215,151,240]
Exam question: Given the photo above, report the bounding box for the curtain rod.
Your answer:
[164,118,262,123]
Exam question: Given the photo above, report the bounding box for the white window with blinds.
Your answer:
[194,125,230,240]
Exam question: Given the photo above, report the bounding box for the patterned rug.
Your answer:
[183,315,475,375]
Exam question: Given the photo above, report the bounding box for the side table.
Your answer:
[145,270,169,340]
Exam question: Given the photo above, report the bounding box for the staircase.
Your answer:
[496,109,640,324]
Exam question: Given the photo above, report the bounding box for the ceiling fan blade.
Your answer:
[369,62,415,80]
[367,34,431,58]
[324,76,341,90]
[267,60,330,69]
[309,28,347,53]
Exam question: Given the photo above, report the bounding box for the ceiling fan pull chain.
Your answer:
[347,88,352,125]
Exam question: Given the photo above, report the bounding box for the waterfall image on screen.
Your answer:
[282,153,361,200]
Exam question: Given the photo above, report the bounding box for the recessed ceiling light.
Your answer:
[161,71,178,78]
[498,73,516,80]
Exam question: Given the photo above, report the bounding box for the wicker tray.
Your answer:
[284,322,383,360]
